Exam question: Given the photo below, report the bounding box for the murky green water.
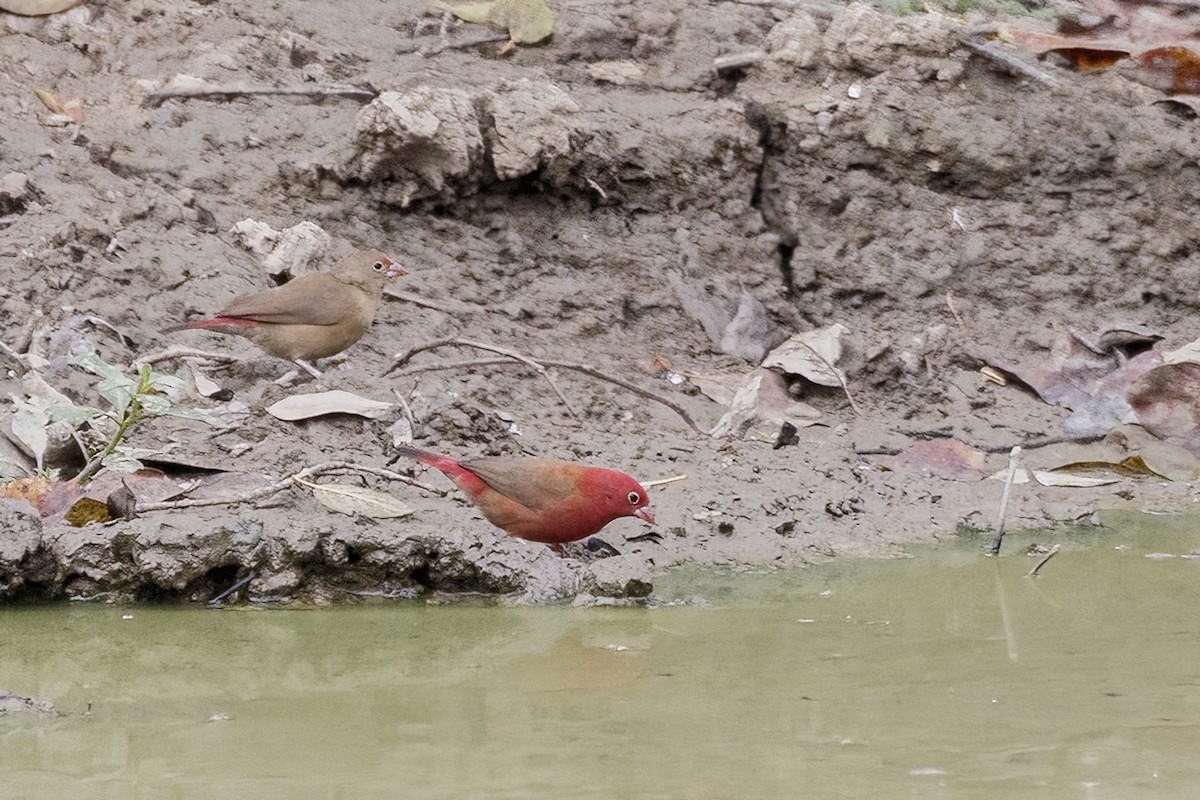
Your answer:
[4,511,1200,799]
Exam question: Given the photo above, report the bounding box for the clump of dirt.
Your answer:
[2,0,1199,605]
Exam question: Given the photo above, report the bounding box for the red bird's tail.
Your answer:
[394,444,465,475]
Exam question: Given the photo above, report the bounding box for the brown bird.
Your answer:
[167,250,406,377]
[395,444,656,548]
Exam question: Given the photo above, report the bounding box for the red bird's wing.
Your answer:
[460,457,580,511]
[217,273,353,326]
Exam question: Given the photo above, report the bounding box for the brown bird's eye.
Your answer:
[372,261,385,271]
[628,491,640,505]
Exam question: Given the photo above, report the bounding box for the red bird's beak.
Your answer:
[633,505,656,525]
[383,257,407,279]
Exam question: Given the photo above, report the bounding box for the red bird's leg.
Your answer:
[548,543,568,557]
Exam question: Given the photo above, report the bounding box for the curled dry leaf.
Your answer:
[763,324,849,387]
[266,390,394,421]
[1049,456,1169,480]
[707,370,821,440]
[296,478,414,519]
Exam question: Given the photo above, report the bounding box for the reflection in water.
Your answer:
[4,512,1200,798]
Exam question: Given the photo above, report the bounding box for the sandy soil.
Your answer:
[2,0,1199,604]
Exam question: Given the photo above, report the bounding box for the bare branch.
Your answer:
[139,460,446,513]
[144,82,379,107]
[958,35,1060,88]
[386,338,707,434]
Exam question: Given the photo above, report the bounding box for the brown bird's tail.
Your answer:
[162,316,258,334]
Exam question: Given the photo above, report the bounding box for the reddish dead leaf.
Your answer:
[0,475,80,517]
[1053,47,1131,69]
[894,440,987,482]
[1132,46,1200,94]
[1126,361,1200,456]
[975,331,1119,409]
[1,476,55,511]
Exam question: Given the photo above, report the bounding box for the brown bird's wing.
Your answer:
[460,457,581,511]
[218,273,357,326]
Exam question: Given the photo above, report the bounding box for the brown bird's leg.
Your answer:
[295,359,323,378]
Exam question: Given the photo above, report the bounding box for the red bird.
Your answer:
[395,444,656,546]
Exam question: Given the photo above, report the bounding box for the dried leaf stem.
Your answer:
[958,35,1060,88]
[386,338,707,434]
[1025,544,1061,578]
[139,460,446,513]
[988,445,1022,556]
[137,346,243,367]
[796,341,862,416]
[643,474,688,489]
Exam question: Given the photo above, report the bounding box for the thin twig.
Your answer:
[139,460,446,512]
[540,358,706,434]
[796,341,862,416]
[958,35,1060,88]
[385,289,473,315]
[388,338,578,417]
[644,474,688,489]
[394,355,707,434]
[1025,544,1061,578]
[391,387,416,430]
[209,571,257,605]
[137,346,243,367]
[988,446,1022,556]
[145,83,379,107]
[945,291,965,327]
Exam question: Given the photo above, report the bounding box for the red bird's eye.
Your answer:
[627,491,640,505]
[372,261,385,271]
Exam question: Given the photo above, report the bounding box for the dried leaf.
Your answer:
[0,475,55,511]
[64,497,113,527]
[894,440,987,482]
[708,371,821,440]
[1131,46,1200,94]
[763,324,849,387]
[297,479,414,519]
[265,391,394,421]
[1049,455,1169,480]
[1032,471,1120,488]
[191,367,224,398]
[34,89,65,113]
[106,483,137,521]
[8,397,50,468]
[1127,361,1200,456]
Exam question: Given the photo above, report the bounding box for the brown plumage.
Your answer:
[167,250,406,376]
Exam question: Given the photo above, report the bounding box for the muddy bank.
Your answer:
[2,0,1199,604]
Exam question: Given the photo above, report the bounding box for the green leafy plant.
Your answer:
[48,353,224,484]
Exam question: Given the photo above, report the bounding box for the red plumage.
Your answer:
[397,445,656,545]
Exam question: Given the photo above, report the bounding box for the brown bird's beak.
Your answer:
[633,505,656,525]
[383,257,407,279]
